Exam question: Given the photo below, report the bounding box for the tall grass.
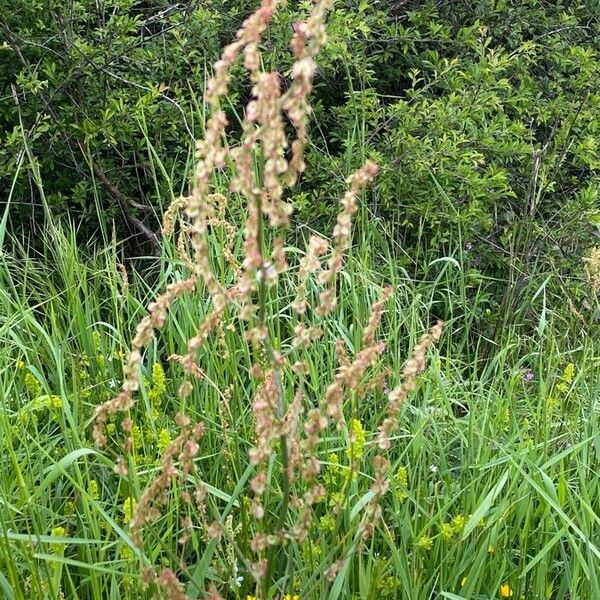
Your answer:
[1,219,599,599]
[1,0,600,598]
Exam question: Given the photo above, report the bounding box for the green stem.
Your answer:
[254,193,291,598]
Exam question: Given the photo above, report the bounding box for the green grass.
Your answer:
[0,220,599,600]
[1,6,599,595]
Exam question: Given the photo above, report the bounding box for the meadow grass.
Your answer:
[1,0,600,598]
[0,222,598,599]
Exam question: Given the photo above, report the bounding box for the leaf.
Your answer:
[29,448,107,502]
[350,491,374,521]
[0,571,15,600]
[462,470,509,539]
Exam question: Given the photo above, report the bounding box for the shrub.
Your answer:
[301,1,600,324]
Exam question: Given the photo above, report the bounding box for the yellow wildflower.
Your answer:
[394,466,408,502]
[122,497,136,524]
[395,466,408,488]
[120,545,135,560]
[158,428,171,454]
[440,522,454,541]
[319,514,336,532]
[557,363,575,393]
[131,424,142,451]
[329,491,345,508]
[563,363,575,383]
[35,395,62,413]
[461,576,468,586]
[452,514,466,532]
[50,526,67,554]
[346,419,365,461]
[24,373,42,397]
[148,363,167,408]
[88,479,100,500]
[500,583,513,597]
[488,544,496,553]
[416,534,432,551]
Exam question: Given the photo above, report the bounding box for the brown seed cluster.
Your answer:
[93,275,198,447]
[157,568,189,600]
[377,320,444,450]
[91,0,444,596]
[130,416,204,546]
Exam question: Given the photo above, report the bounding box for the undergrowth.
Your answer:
[1,1,600,599]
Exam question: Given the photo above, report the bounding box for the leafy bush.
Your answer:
[301,1,600,319]
[1,0,599,320]
[1,0,253,241]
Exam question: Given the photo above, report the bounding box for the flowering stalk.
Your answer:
[90,1,445,597]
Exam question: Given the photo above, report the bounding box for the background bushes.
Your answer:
[2,0,599,318]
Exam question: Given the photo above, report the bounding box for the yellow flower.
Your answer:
[500,583,513,597]
[440,522,454,541]
[394,466,409,503]
[50,526,67,554]
[319,514,336,532]
[461,576,467,586]
[131,424,142,450]
[395,466,408,488]
[488,544,495,553]
[32,395,62,414]
[158,428,171,454]
[24,373,42,397]
[122,497,136,524]
[329,491,345,508]
[120,545,135,560]
[148,363,167,408]
[284,595,300,600]
[246,596,256,600]
[416,534,432,551]
[88,479,99,500]
[452,514,466,531]
[346,419,365,461]
[563,363,575,383]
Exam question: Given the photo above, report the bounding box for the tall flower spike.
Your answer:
[317,160,379,315]
[293,234,329,314]
[283,0,335,185]
[93,276,198,447]
[376,320,443,450]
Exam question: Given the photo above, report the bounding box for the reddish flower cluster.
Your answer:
[91,1,443,597]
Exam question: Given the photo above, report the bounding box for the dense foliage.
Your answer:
[1,2,600,598]
[3,3,599,279]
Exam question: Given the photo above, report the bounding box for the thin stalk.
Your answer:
[255,194,290,598]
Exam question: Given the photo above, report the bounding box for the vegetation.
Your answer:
[1,1,600,599]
